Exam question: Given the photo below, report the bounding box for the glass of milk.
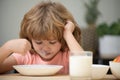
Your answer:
[69,51,93,79]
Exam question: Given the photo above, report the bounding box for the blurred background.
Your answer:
[0,0,120,66]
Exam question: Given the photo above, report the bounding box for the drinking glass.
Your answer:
[69,51,93,80]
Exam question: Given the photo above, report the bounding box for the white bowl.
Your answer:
[109,61,120,79]
[92,64,109,79]
[13,64,63,76]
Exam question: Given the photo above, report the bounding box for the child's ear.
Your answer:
[28,39,34,53]
[30,49,35,54]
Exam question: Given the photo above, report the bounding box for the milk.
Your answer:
[69,51,92,78]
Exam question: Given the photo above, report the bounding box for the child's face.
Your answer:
[31,38,62,61]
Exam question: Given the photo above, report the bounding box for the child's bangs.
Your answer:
[37,32,57,40]
[30,27,60,40]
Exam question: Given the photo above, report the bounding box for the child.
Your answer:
[0,1,83,74]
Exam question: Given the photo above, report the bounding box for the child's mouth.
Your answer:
[41,51,50,56]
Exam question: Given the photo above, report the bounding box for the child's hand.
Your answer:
[64,21,75,33]
[64,21,75,38]
[4,39,31,55]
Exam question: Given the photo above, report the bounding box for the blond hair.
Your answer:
[20,1,81,51]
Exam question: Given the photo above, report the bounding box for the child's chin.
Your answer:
[41,56,53,61]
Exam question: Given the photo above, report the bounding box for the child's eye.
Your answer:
[49,41,57,44]
[35,41,42,44]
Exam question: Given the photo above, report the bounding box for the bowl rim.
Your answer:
[13,64,63,69]
[92,64,109,67]
[109,61,120,64]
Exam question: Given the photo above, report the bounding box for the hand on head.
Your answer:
[64,21,75,38]
[64,21,75,33]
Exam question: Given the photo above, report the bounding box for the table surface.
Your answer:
[0,73,118,80]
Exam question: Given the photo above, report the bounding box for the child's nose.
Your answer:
[42,45,50,51]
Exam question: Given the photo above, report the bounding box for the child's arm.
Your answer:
[0,39,31,73]
[64,21,84,53]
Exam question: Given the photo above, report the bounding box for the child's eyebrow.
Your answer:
[49,40,57,41]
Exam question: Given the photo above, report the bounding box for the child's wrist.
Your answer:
[64,31,73,40]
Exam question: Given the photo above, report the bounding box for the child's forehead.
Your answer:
[33,39,57,42]
[33,36,57,41]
